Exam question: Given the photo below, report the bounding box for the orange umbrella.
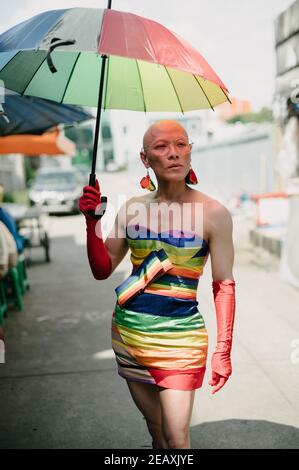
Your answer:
[0,128,75,156]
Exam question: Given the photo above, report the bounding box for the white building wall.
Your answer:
[0,154,26,191]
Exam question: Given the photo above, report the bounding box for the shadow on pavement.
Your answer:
[190,419,299,449]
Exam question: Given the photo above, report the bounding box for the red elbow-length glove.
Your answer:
[78,179,112,280]
[209,279,236,394]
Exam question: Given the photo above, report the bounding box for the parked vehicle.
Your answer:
[73,164,89,185]
[29,168,82,215]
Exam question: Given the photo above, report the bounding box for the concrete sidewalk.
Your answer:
[0,172,299,449]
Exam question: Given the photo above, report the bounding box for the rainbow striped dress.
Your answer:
[111,224,210,390]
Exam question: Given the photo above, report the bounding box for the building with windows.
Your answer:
[273,0,299,192]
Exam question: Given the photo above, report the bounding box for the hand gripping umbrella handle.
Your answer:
[87,173,108,220]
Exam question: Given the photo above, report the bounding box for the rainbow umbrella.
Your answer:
[0,0,230,216]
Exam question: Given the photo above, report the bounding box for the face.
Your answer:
[140,122,192,182]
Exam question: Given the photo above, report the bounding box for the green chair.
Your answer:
[3,267,23,311]
[16,254,30,295]
[0,281,8,324]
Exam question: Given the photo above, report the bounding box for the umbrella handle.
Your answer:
[87,173,108,220]
[87,196,107,220]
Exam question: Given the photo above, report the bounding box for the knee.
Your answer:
[146,419,162,435]
[164,430,188,449]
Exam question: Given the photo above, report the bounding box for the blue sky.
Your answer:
[0,0,295,111]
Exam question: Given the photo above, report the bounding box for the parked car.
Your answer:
[28,168,83,215]
[73,164,90,186]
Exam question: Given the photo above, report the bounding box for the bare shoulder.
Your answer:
[205,196,232,221]
[193,190,233,239]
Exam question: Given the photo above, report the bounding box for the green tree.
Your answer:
[226,107,272,124]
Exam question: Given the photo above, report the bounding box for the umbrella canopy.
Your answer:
[0,92,93,136]
[0,2,231,217]
[0,7,230,111]
[0,127,75,155]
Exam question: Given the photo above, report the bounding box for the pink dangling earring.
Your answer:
[139,168,156,191]
[185,166,198,185]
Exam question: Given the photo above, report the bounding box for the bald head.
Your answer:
[142,120,188,149]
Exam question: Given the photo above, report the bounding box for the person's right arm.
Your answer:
[78,178,129,280]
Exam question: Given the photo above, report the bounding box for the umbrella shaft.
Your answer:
[91,54,108,178]
[89,0,112,186]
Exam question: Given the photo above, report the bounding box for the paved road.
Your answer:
[0,172,299,449]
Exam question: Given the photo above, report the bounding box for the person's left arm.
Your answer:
[207,203,236,394]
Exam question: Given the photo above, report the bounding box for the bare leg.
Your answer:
[126,380,168,448]
[159,388,196,449]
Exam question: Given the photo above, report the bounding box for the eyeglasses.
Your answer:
[142,140,193,157]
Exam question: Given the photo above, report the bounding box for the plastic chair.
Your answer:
[16,253,30,295]
[3,267,23,311]
[0,281,8,323]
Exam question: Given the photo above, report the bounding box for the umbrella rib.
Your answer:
[193,75,214,111]
[22,52,49,96]
[1,50,45,96]
[164,67,184,114]
[60,52,81,103]
[220,86,232,104]
[103,54,110,111]
[135,60,146,112]
[0,50,21,75]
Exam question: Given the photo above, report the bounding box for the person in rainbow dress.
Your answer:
[79,120,236,450]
